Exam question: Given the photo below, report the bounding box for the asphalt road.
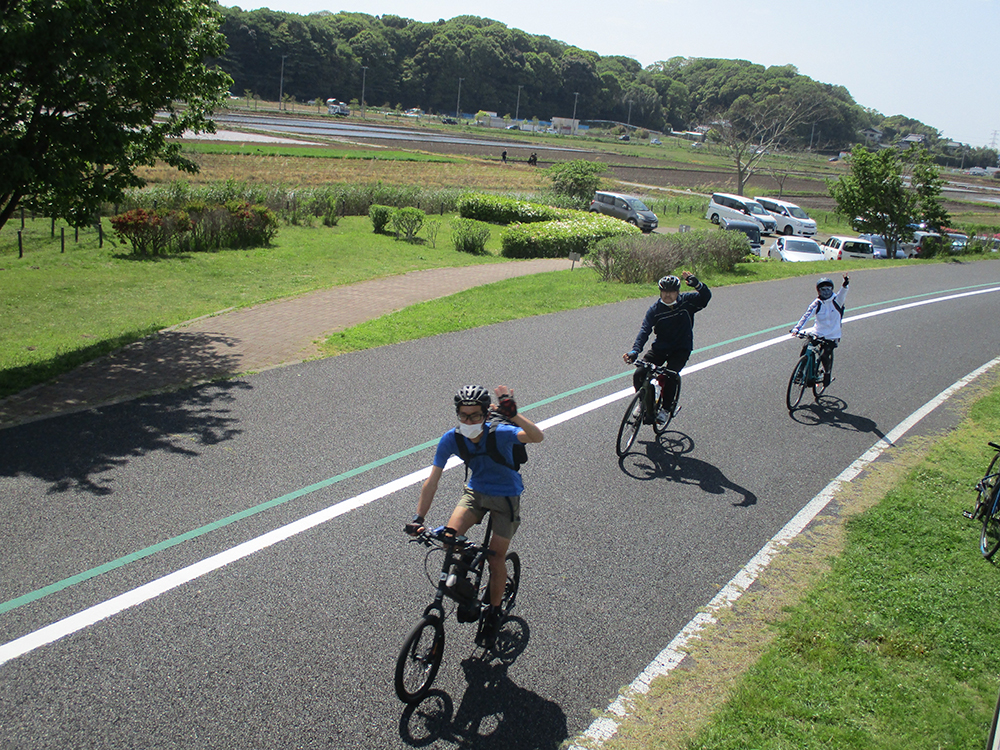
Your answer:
[2,262,999,749]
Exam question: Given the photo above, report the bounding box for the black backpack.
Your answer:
[454,421,528,474]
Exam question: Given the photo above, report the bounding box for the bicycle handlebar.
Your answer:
[794,332,834,345]
[631,359,678,377]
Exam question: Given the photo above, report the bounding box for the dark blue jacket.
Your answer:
[631,282,712,355]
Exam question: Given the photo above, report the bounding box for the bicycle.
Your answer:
[395,516,521,704]
[616,359,681,457]
[964,441,1000,558]
[786,332,835,411]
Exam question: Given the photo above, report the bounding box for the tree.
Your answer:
[909,148,950,230]
[0,0,231,232]
[709,91,822,195]
[827,146,917,257]
[546,160,605,203]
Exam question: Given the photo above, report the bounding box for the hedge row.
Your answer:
[458,193,570,225]
[500,213,641,259]
[585,230,749,283]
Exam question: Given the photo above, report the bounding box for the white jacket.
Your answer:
[792,283,848,340]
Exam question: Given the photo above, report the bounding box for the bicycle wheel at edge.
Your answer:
[500,551,520,614]
[974,451,1000,520]
[654,377,680,435]
[394,615,445,704]
[616,391,644,456]
[982,497,1000,559]
[786,355,809,410]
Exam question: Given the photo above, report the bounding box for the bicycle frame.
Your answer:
[420,516,495,623]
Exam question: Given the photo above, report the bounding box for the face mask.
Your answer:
[457,421,484,439]
[818,287,833,300]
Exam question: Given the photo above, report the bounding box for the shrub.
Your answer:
[322,196,341,227]
[586,230,748,283]
[546,160,607,203]
[224,201,279,247]
[369,204,394,233]
[500,213,639,259]
[110,208,192,256]
[457,194,568,225]
[451,217,492,254]
[391,206,425,241]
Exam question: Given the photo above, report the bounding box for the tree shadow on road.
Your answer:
[0,379,247,495]
[618,431,759,507]
[398,617,568,749]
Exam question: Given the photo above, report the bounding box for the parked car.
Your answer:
[901,230,941,257]
[589,191,658,232]
[618,134,630,141]
[720,218,762,254]
[441,117,457,124]
[754,197,817,237]
[820,236,874,260]
[650,138,662,145]
[858,233,906,259]
[768,236,825,262]
[706,193,777,235]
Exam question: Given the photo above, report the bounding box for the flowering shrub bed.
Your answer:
[458,194,569,225]
[500,212,640,259]
[110,202,277,255]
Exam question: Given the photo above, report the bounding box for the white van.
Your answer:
[754,197,817,237]
[706,193,777,235]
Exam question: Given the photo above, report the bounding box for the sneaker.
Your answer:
[631,403,642,419]
[480,607,501,649]
[823,372,831,387]
[656,409,669,425]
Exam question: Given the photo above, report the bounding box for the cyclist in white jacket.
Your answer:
[791,274,849,386]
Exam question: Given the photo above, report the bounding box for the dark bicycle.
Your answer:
[786,332,834,410]
[616,359,680,456]
[965,441,1000,558]
[395,517,520,704]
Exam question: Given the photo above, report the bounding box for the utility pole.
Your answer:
[361,65,368,119]
[627,100,633,128]
[572,92,579,135]
[456,77,464,120]
[279,55,286,111]
[515,84,523,124]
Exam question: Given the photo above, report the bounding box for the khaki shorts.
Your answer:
[457,487,521,540]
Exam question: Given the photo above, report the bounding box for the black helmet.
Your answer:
[454,384,491,413]
[658,275,681,292]
[816,277,834,290]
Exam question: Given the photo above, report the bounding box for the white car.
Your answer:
[820,236,874,260]
[754,197,817,237]
[768,236,825,262]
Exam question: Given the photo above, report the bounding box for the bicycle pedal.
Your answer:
[963,510,975,519]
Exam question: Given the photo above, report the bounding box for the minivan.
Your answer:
[589,191,658,232]
[720,218,762,254]
[706,193,777,235]
[754,197,817,237]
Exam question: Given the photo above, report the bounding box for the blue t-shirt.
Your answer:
[433,422,524,496]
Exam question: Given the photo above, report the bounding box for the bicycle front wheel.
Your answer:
[786,355,809,410]
[501,551,521,614]
[394,615,445,704]
[616,391,644,456]
[982,508,1000,559]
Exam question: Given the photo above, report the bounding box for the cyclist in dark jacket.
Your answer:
[623,271,711,420]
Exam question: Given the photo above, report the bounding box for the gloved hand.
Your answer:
[842,274,850,287]
[404,515,424,536]
[685,274,699,287]
[496,393,518,419]
[624,351,638,364]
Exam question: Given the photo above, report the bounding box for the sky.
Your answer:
[228,0,1000,149]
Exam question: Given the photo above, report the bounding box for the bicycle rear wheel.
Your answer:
[394,615,445,704]
[974,452,1000,520]
[786,355,809,410]
[616,392,644,456]
[982,505,1000,559]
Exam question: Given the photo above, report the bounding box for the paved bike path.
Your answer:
[0,258,572,428]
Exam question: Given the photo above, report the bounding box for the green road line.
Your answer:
[4,280,995,615]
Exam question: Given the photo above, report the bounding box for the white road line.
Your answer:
[2,286,999,667]
[568,355,1000,750]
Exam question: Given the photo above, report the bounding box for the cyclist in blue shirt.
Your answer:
[623,271,711,422]
[408,384,543,645]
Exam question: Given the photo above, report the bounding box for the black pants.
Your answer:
[634,349,688,407]
[800,339,837,379]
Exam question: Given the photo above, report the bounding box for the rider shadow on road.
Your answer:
[790,395,888,443]
[619,432,759,508]
[398,617,568,749]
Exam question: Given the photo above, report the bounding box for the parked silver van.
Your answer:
[706,193,777,235]
[754,196,817,237]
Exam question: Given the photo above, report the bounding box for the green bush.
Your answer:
[369,204,394,233]
[545,160,607,203]
[586,230,748,283]
[451,217,492,254]
[391,206,425,241]
[457,194,568,224]
[323,196,341,227]
[110,208,191,256]
[500,213,640,259]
